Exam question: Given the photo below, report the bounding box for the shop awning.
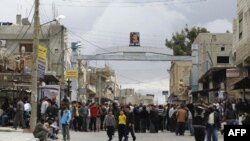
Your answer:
[232,77,250,90]
[40,74,59,83]
[191,88,220,95]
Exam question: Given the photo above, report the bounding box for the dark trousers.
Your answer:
[106,126,115,140]
[14,111,25,128]
[206,124,218,141]
[118,124,126,141]
[149,118,158,133]
[158,116,164,131]
[81,117,88,131]
[194,127,206,141]
[100,115,105,130]
[89,117,97,131]
[73,116,81,131]
[124,125,136,141]
[176,122,186,135]
[140,119,147,133]
[62,124,70,141]
[169,118,176,132]
[166,118,170,131]
[134,118,140,132]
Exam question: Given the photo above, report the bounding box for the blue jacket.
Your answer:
[60,110,71,125]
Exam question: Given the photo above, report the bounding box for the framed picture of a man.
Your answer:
[129,32,140,46]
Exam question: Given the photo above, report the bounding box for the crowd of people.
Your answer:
[1,95,250,141]
[0,97,31,129]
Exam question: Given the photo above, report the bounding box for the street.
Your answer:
[0,130,224,141]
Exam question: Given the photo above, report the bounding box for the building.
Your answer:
[120,88,135,104]
[70,41,87,102]
[168,61,192,104]
[85,65,118,104]
[192,33,240,103]
[232,0,250,99]
[0,15,71,103]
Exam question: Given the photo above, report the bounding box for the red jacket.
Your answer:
[90,105,99,118]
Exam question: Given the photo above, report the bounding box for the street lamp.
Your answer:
[20,46,25,73]
[40,15,66,26]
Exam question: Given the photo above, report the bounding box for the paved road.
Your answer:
[68,131,224,141]
[0,129,224,141]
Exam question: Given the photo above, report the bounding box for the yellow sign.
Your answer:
[38,45,47,62]
[65,70,78,79]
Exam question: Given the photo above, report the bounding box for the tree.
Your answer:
[165,26,209,56]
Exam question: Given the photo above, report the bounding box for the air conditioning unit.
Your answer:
[0,40,6,47]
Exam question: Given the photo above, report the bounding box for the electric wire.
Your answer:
[41,0,207,8]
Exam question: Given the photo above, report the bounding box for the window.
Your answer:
[217,56,229,64]
[221,47,225,51]
[55,49,59,54]
[239,12,243,40]
[212,35,216,41]
[19,44,32,52]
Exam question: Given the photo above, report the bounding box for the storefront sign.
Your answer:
[65,70,78,79]
[226,69,240,77]
[38,45,47,62]
[38,60,46,79]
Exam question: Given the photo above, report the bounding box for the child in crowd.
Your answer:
[103,111,116,141]
[118,110,126,141]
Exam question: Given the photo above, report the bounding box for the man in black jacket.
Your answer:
[206,105,221,141]
[192,104,209,141]
[124,106,136,141]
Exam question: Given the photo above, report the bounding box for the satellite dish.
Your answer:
[55,15,66,21]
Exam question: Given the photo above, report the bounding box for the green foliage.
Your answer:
[165,26,209,56]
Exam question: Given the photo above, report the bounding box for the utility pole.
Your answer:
[98,74,102,104]
[77,59,81,101]
[30,0,40,131]
[66,79,71,98]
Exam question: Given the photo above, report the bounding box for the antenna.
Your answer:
[52,1,56,19]
[17,3,19,14]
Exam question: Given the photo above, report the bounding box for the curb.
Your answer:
[0,128,24,132]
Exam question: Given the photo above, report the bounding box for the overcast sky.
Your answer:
[0,0,237,104]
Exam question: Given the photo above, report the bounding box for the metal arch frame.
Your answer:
[95,46,173,55]
[77,47,193,61]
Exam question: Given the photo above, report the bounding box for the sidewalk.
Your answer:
[0,126,24,132]
[0,127,60,141]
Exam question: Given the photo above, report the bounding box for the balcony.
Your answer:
[235,38,250,66]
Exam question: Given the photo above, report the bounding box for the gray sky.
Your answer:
[0,0,237,104]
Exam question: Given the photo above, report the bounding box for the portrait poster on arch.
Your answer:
[129,32,140,46]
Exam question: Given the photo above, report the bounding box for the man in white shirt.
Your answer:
[168,105,176,132]
[40,97,49,122]
[24,101,31,128]
[206,105,221,141]
[24,102,31,113]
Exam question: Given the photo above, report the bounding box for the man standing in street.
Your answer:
[175,104,188,136]
[89,103,99,132]
[40,97,49,122]
[60,103,71,141]
[103,111,116,141]
[13,97,25,129]
[124,106,136,141]
[79,102,89,132]
[206,104,221,141]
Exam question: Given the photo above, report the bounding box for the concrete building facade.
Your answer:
[0,15,71,101]
[192,33,240,102]
[232,0,250,99]
[169,61,192,103]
